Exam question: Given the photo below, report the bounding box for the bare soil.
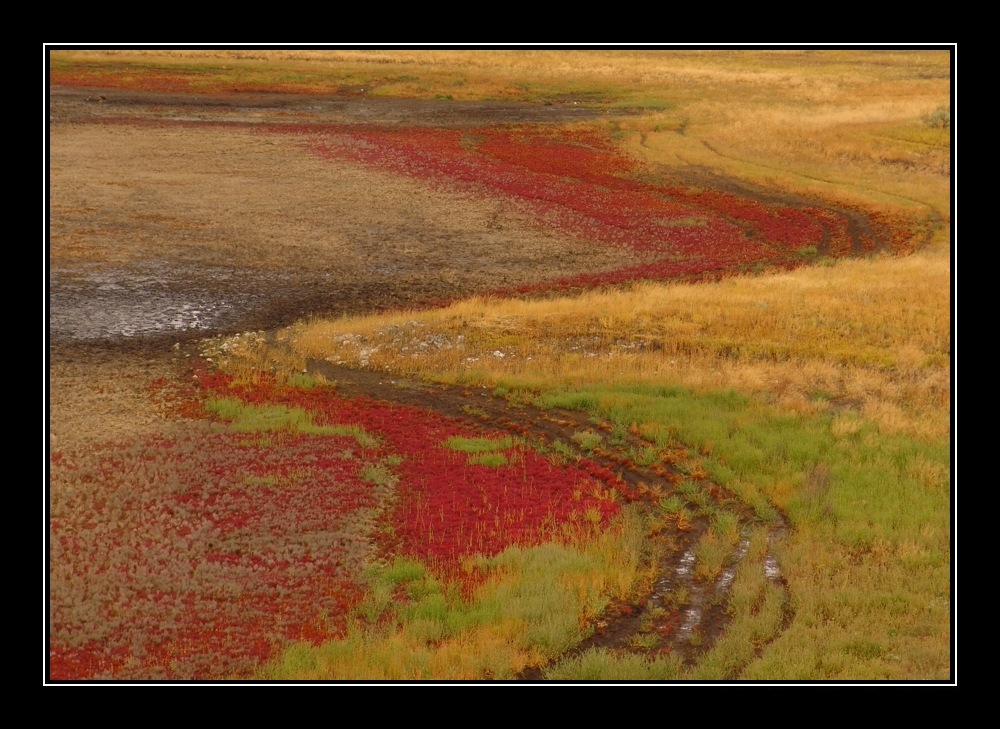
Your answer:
[49,87,643,348]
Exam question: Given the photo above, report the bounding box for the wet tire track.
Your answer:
[307,362,793,677]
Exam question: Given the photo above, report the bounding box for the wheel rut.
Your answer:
[308,361,793,678]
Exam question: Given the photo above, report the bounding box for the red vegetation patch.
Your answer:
[51,69,201,95]
[49,365,622,680]
[283,123,899,290]
[211,370,622,577]
[49,428,373,680]
[65,110,912,301]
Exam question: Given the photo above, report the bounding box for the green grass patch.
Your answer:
[570,430,602,452]
[550,440,576,461]
[361,460,400,489]
[629,445,660,467]
[685,529,787,680]
[285,372,325,389]
[678,480,715,517]
[205,397,380,446]
[658,495,684,515]
[443,436,515,467]
[468,452,508,467]
[443,435,515,453]
[545,648,683,680]
[527,381,950,679]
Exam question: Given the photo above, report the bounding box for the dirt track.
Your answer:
[308,361,792,671]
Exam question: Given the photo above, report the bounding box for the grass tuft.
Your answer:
[443,435,515,453]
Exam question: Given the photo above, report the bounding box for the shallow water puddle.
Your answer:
[48,263,263,342]
[715,536,751,592]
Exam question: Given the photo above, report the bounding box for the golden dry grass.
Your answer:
[278,246,949,441]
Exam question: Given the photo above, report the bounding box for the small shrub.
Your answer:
[609,422,629,446]
[658,495,684,515]
[630,445,660,467]
[571,430,602,452]
[922,105,950,129]
[551,440,576,460]
[678,480,713,515]
[627,633,661,650]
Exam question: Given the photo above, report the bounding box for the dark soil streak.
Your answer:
[50,86,602,127]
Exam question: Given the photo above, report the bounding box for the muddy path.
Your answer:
[305,360,793,674]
